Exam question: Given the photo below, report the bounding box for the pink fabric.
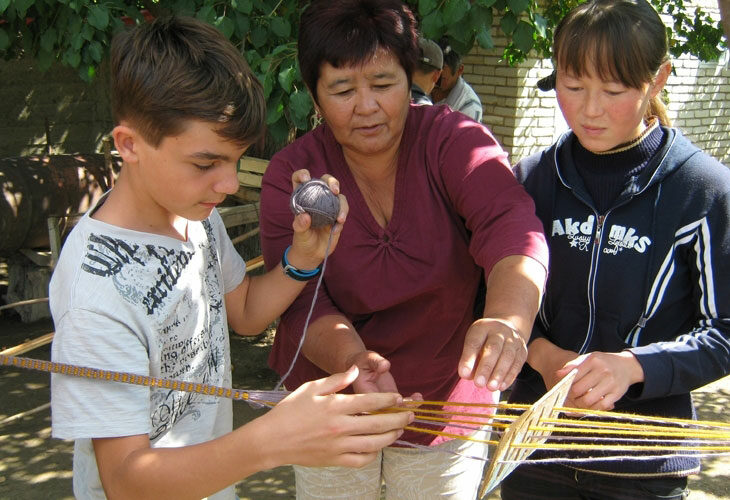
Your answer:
[260,104,548,445]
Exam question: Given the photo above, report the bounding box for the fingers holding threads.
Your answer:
[290,179,341,228]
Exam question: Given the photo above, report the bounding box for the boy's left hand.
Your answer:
[287,169,348,270]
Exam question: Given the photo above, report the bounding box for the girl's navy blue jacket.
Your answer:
[512,127,730,476]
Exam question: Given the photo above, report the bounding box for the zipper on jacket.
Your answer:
[578,210,607,354]
[551,142,605,355]
[595,215,605,245]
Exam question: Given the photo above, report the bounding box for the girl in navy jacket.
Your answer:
[503,1,730,498]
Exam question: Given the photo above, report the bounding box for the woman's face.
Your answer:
[555,66,656,153]
[315,48,410,159]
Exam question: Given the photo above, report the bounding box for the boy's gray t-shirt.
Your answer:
[50,207,246,500]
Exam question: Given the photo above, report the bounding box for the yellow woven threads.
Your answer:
[514,441,730,453]
[401,400,517,409]
[403,425,499,445]
[531,423,730,439]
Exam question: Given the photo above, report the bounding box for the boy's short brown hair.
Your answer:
[110,16,266,148]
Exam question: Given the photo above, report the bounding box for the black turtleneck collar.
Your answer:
[572,119,666,213]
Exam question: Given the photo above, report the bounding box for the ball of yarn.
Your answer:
[290,178,340,228]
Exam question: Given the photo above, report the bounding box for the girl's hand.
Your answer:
[556,351,645,410]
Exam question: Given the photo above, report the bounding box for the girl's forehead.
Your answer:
[558,49,622,82]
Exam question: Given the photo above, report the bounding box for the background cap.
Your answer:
[418,37,443,70]
[537,70,556,91]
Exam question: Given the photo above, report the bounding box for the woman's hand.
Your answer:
[556,351,645,410]
[347,350,423,402]
[459,318,529,391]
[459,255,546,392]
[287,169,349,270]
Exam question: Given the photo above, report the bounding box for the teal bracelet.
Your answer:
[281,246,322,281]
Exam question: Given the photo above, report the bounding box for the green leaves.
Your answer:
[13,0,33,17]
[420,10,444,39]
[250,24,268,48]
[289,90,312,130]
[418,0,437,16]
[442,0,469,25]
[507,0,529,15]
[270,17,290,38]
[215,15,235,39]
[86,4,109,30]
[0,28,9,51]
[512,20,535,53]
[0,0,724,155]
[40,27,57,52]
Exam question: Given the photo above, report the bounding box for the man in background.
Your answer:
[432,38,483,122]
[411,37,442,105]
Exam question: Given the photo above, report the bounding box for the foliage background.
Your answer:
[0,0,726,155]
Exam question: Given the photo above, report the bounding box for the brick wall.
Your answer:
[462,0,730,165]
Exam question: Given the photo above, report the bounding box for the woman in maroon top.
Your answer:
[260,0,548,498]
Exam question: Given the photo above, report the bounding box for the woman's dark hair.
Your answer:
[553,0,671,125]
[110,16,266,147]
[298,0,419,104]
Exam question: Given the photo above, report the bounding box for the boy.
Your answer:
[49,16,412,500]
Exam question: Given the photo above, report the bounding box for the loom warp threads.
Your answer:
[290,179,340,227]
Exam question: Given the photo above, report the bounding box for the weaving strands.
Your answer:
[393,368,730,496]
[4,353,730,497]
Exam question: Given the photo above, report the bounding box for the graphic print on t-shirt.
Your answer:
[80,220,228,440]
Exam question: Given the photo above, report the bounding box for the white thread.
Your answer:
[274,227,335,391]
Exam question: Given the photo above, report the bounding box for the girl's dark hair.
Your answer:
[553,0,671,125]
[110,16,266,147]
[298,0,419,104]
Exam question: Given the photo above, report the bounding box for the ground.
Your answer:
[1,312,729,499]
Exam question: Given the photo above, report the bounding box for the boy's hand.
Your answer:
[260,366,414,468]
[286,169,349,270]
